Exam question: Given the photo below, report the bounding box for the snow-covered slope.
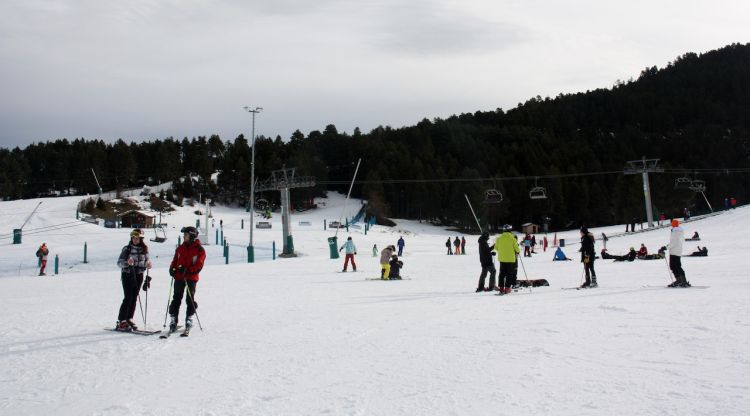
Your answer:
[1,194,748,415]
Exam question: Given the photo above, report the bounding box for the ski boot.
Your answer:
[181,315,194,337]
[169,315,178,333]
[590,278,598,288]
[116,320,132,331]
[580,280,591,289]
[126,319,138,331]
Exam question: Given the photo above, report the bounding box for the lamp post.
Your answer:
[243,106,262,262]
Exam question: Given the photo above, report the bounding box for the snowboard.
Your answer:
[365,277,411,280]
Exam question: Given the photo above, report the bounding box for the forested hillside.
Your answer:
[2,43,749,231]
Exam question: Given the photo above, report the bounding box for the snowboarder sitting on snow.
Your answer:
[685,231,700,241]
[600,248,615,260]
[168,226,206,333]
[636,244,648,259]
[688,246,708,257]
[36,243,49,276]
[388,255,404,279]
[115,229,152,331]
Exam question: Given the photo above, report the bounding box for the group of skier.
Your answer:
[475,218,692,293]
[339,235,405,280]
[445,236,467,255]
[114,226,205,336]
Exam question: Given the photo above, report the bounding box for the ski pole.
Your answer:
[184,282,203,331]
[663,256,675,284]
[132,268,146,325]
[163,277,174,329]
[517,254,532,293]
[579,265,586,287]
[144,271,150,328]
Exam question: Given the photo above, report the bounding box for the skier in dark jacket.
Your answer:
[454,237,461,255]
[397,236,405,256]
[476,232,497,292]
[446,237,452,255]
[115,229,152,330]
[579,227,597,288]
[460,236,466,255]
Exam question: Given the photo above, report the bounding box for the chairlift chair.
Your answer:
[483,189,503,204]
[151,224,167,243]
[689,179,706,193]
[674,177,692,189]
[529,186,547,200]
[529,177,547,200]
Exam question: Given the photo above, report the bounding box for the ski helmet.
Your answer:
[502,224,513,232]
[181,226,199,241]
[130,229,143,239]
[671,219,679,227]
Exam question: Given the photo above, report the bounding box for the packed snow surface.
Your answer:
[1,193,748,415]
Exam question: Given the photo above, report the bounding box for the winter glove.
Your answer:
[142,275,152,291]
[490,252,496,257]
[354,252,357,255]
[127,257,135,266]
[177,265,186,274]
[169,267,177,277]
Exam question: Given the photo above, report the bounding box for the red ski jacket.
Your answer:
[170,240,206,281]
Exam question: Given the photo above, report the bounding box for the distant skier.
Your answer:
[446,238,453,255]
[168,226,206,333]
[36,243,49,276]
[460,236,466,255]
[380,245,395,280]
[454,237,461,255]
[476,232,497,292]
[372,244,378,257]
[388,255,404,279]
[579,227,597,288]
[522,234,532,257]
[115,229,152,331]
[339,236,357,272]
[397,236,405,256]
[494,225,520,294]
[667,220,690,287]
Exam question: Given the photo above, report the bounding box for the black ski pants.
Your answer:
[583,260,596,281]
[118,269,144,321]
[499,262,517,289]
[169,279,198,319]
[477,264,497,290]
[669,255,686,282]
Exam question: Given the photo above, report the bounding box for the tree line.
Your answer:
[2,43,749,232]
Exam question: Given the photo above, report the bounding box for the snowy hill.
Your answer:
[1,195,749,415]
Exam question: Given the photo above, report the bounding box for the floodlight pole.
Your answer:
[244,106,262,262]
[624,156,663,228]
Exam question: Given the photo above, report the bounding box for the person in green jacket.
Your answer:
[494,224,520,294]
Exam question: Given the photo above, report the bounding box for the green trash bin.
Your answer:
[13,229,22,244]
[328,236,339,259]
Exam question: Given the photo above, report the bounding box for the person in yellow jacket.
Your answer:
[494,224,520,294]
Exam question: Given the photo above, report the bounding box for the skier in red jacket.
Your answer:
[168,226,206,333]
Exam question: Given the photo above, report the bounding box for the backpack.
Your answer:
[36,248,43,258]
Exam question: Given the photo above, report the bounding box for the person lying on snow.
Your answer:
[607,247,638,262]
[688,246,708,257]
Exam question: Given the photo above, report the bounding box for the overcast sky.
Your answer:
[1,0,748,147]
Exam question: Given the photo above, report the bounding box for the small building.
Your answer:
[521,223,539,234]
[118,210,155,229]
